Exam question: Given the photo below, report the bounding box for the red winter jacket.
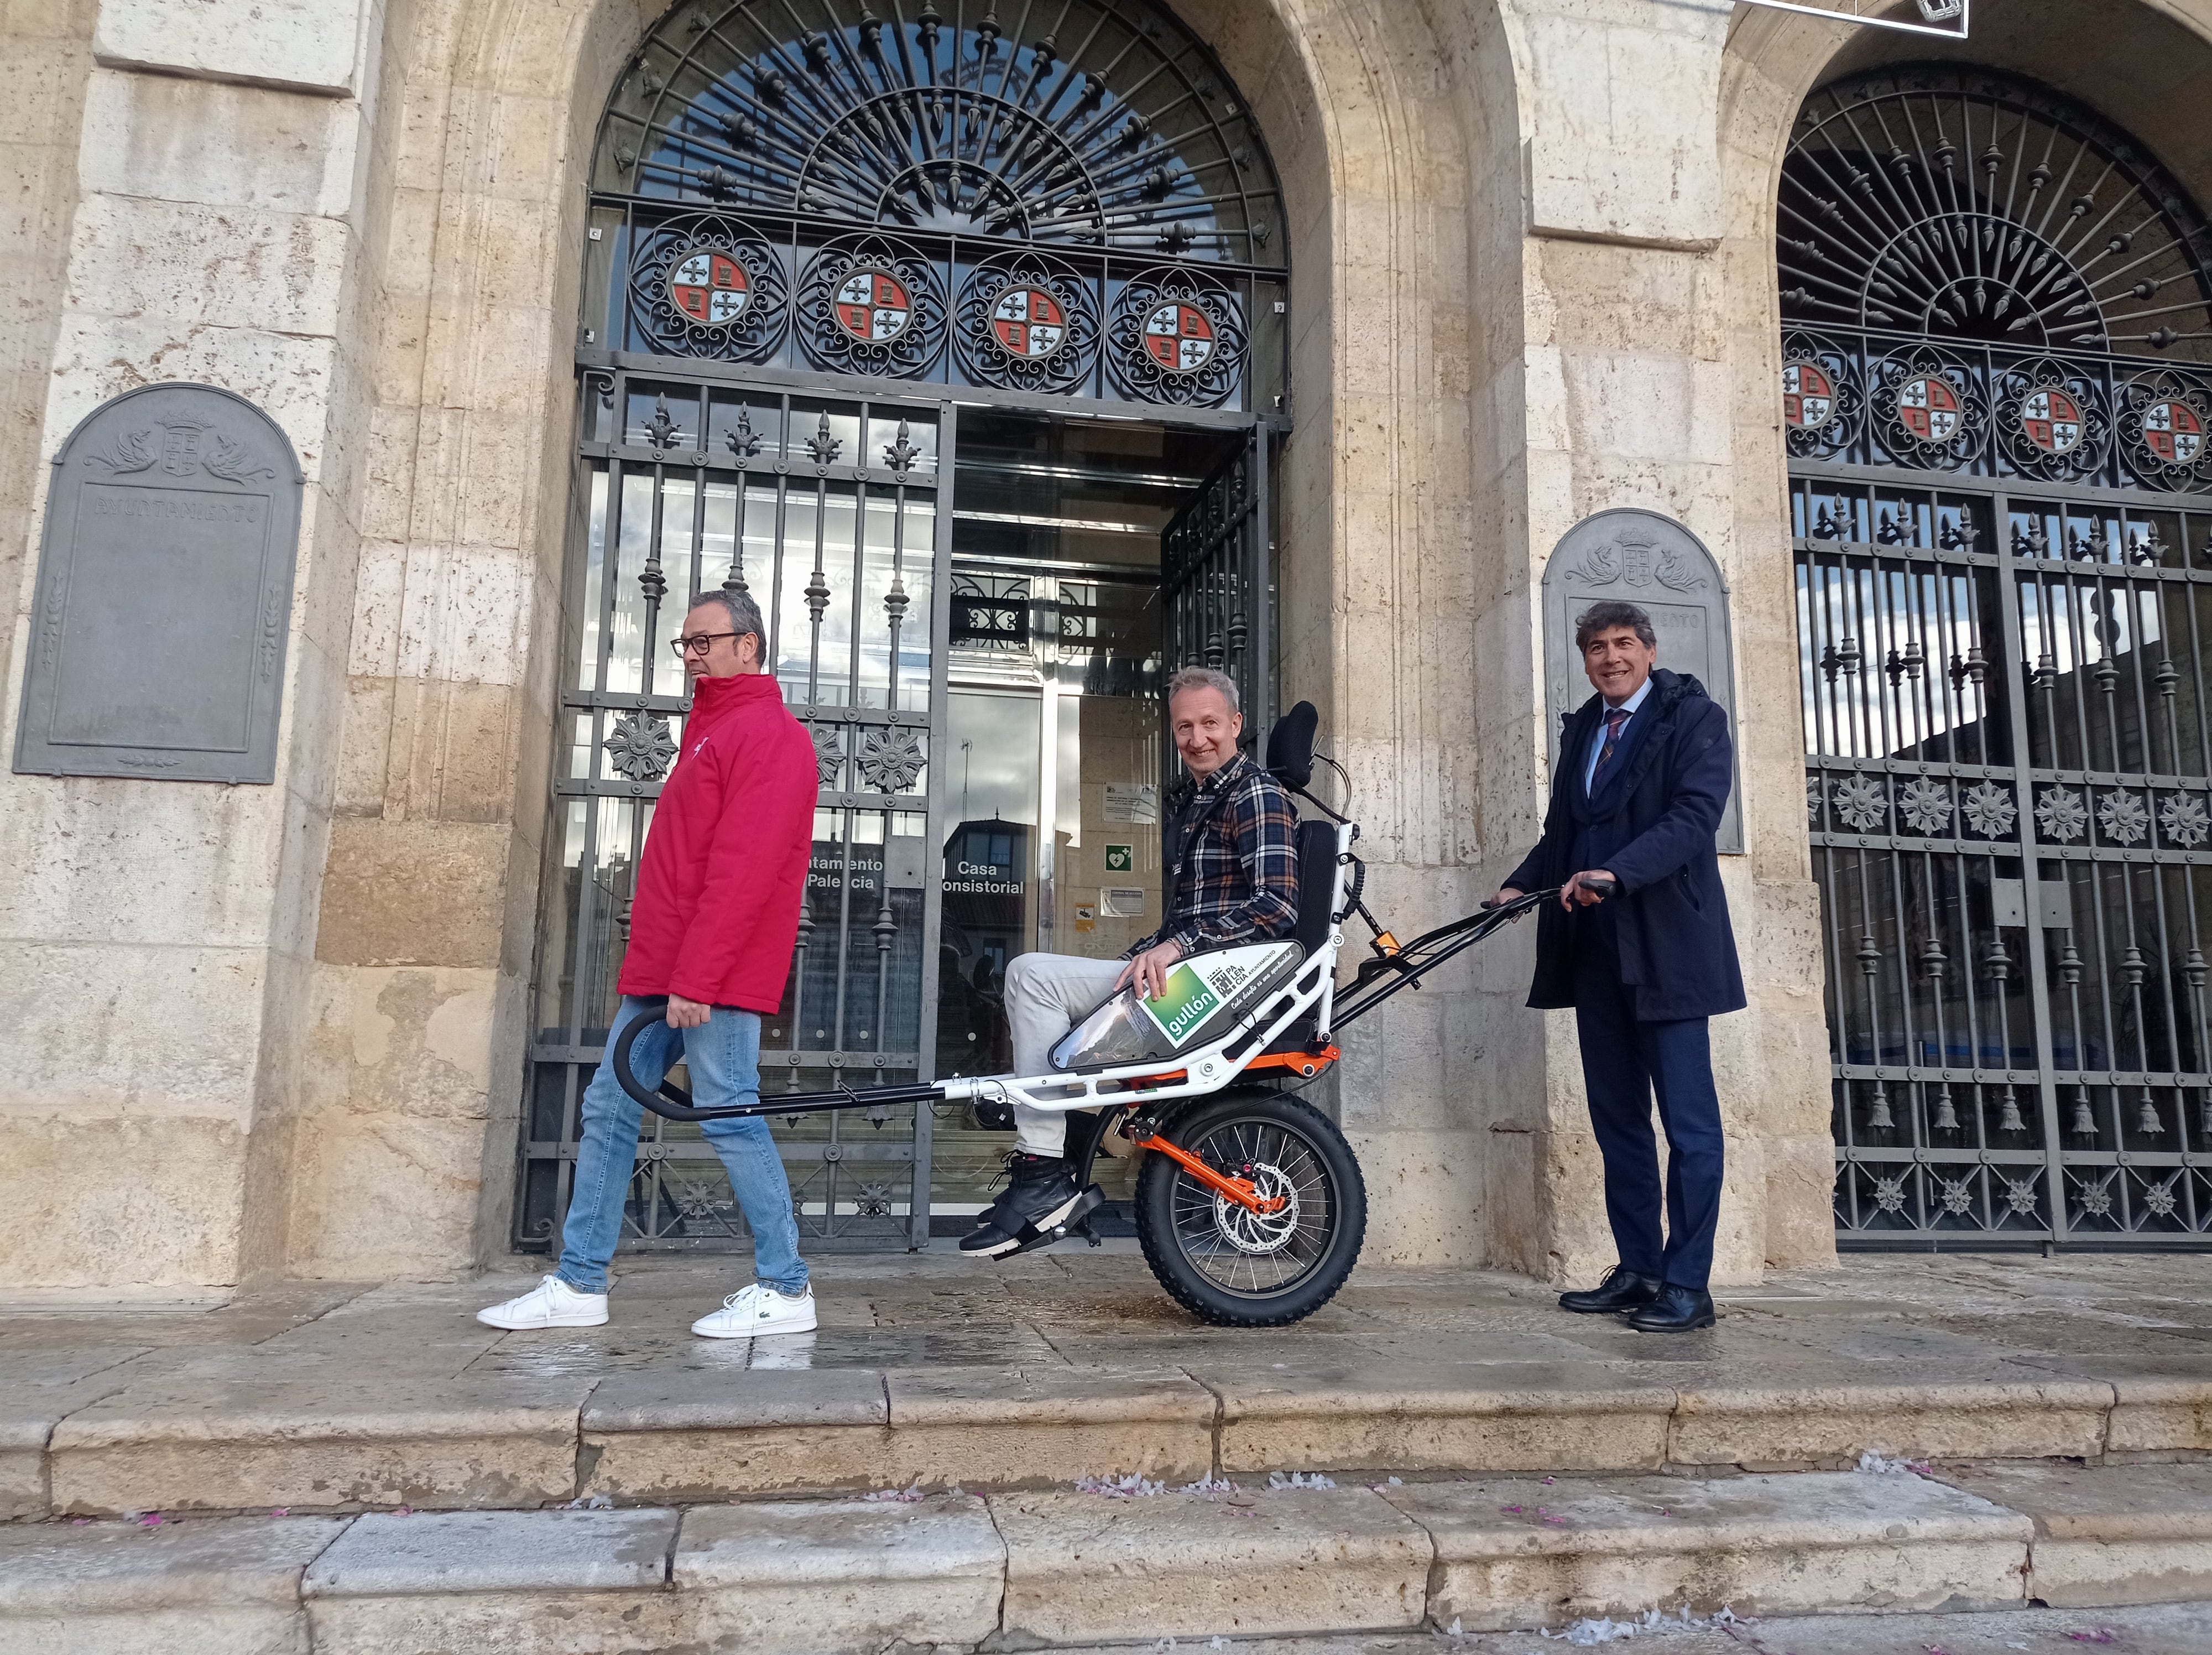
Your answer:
[617,670,819,1013]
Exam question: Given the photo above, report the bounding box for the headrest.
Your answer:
[1265,700,1318,788]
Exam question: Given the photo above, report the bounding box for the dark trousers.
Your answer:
[1572,925,1725,1290]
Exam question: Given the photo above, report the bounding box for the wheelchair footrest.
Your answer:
[998,1185,1105,1259]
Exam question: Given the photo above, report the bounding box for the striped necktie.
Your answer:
[1590,706,1630,790]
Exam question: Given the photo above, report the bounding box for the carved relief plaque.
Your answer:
[1541,508,1741,853]
[15,383,303,783]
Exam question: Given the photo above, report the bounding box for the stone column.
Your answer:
[0,0,384,1286]
[1457,0,1836,1283]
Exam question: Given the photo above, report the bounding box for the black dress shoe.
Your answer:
[1627,1284,1717,1332]
[1557,1265,1663,1314]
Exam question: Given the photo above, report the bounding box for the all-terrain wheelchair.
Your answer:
[614,702,1572,1325]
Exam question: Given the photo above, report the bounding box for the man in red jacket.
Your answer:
[479,589,821,1338]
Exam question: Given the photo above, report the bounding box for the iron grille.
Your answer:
[1787,76,2212,1246]
[520,373,954,1251]
[1162,425,1273,740]
[578,0,1290,414]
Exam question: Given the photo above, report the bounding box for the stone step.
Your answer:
[6,1465,2211,1652]
[24,1355,2209,1519]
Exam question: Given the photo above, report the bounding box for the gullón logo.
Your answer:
[1140,953,1259,1047]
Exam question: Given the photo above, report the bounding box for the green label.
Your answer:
[1141,962,1221,1047]
[1104,843,1133,872]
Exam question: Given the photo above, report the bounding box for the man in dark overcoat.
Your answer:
[1495,599,1745,1331]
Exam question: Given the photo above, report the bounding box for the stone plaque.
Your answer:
[15,383,303,783]
[1541,508,1740,853]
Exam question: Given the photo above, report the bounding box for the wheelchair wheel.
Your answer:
[1134,1090,1366,1327]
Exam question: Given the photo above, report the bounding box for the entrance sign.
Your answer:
[15,382,302,783]
[1541,509,1739,853]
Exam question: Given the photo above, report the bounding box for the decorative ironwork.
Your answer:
[603,711,677,782]
[857,725,926,794]
[625,213,789,361]
[1791,71,2212,1249]
[596,0,1285,269]
[954,252,1102,394]
[797,235,946,377]
[1107,265,1246,407]
[950,573,1029,648]
[1780,69,2212,361]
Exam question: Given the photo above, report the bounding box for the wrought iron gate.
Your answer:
[1783,68,2212,1245]
[520,0,1291,1253]
[1162,424,1275,734]
[519,374,953,1250]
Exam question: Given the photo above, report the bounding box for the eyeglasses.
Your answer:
[670,630,748,657]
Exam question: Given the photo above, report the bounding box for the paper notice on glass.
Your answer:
[1099,886,1146,919]
[1104,783,1158,824]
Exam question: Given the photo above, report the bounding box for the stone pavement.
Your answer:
[7,1250,2212,1649]
[4,1248,2212,1521]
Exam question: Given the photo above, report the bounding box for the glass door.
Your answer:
[926,411,1240,1232]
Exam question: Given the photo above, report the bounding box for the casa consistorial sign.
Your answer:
[1541,508,1741,854]
[15,383,304,783]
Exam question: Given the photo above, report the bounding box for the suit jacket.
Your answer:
[1503,668,1746,1021]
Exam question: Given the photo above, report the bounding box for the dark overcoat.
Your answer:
[1503,668,1746,1021]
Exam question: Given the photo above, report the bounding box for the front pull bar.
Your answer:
[611,1000,947,1123]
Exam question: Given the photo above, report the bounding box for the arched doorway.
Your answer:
[517,0,1290,1253]
[1782,66,2212,1245]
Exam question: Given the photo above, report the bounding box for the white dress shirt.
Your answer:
[1583,676,1653,793]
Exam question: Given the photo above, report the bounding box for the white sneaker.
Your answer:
[476,1274,609,1330]
[691,1283,817,1339]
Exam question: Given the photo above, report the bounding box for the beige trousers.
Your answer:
[1001,951,1126,1156]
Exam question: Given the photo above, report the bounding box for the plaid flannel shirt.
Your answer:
[1133,750,1301,957]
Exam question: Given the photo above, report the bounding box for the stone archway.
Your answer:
[285,0,1493,1277]
[1715,0,2212,1261]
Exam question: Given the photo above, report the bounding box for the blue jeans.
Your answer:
[556,997,808,1297]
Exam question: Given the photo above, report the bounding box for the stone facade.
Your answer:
[7,0,2210,1290]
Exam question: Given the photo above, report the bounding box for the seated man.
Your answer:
[960,666,1301,1255]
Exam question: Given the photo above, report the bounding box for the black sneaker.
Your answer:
[959,1153,1084,1257]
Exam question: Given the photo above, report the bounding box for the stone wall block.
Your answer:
[44,313,341,483]
[0,1108,248,1288]
[93,0,371,98]
[314,818,512,969]
[0,777,290,947]
[78,68,360,214]
[64,192,352,338]
[1519,0,1727,247]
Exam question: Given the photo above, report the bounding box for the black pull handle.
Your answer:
[611,999,705,1118]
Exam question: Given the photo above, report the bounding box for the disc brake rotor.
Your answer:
[1212,1162,1300,1254]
